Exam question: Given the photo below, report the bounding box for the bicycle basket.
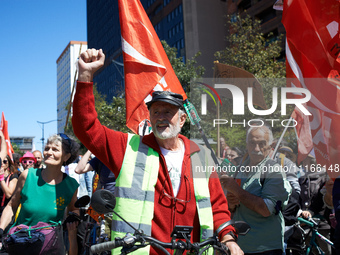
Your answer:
[3,221,64,255]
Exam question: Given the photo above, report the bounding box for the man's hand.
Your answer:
[78,48,105,82]
[220,175,241,194]
[227,192,240,210]
[299,210,312,219]
[221,234,244,255]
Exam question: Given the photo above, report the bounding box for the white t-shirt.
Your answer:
[160,140,185,197]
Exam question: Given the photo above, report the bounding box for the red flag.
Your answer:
[291,105,313,165]
[283,0,340,179]
[0,112,14,161]
[118,0,187,134]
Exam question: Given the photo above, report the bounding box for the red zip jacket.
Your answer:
[72,81,235,254]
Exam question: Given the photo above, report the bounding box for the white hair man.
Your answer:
[221,124,291,254]
[72,48,244,255]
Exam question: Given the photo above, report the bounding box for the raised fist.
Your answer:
[78,48,105,82]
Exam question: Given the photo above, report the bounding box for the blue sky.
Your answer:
[0,0,87,151]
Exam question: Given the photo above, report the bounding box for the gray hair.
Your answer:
[46,134,80,166]
[178,108,186,118]
[246,125,273,146]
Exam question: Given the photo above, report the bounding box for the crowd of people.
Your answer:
[0,47,338,255]
[219,129,337,254]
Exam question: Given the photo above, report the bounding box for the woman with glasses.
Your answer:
[0,134,80,255]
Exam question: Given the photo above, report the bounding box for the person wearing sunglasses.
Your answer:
[72,49,243,255]
[0,155,18,232]
[19,151,37,171]
[0,133,80,255]
[0,131,7,169]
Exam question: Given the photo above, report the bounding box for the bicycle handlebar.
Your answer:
[90,232,223,255]
[297,217,318,228]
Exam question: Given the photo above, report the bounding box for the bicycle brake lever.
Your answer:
[308,217,319,226]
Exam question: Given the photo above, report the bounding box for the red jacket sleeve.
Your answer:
[209,171,236,240]
[72,81,127,176]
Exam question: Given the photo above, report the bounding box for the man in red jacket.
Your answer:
[72,48,243,255]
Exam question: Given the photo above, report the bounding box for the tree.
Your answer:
[210,13,296,149]
[161,40,205,92]
[215,13,285,78]
[11,143,23,155]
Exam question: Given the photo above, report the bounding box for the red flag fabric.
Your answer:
[283,0,340,179]
[118,0,187,134]
[291,105,313,165]
[0,112,14,161]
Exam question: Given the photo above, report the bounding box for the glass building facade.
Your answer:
[86,0,184,102]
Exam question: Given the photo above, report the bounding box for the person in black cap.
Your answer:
[72,48,244,255]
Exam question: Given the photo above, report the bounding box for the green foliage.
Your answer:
[161,40,205,92]
[212,13,296,148]
[11,143,23,155]
[215,13,285,78]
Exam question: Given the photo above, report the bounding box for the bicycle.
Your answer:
[286,217,334,255]
[65,195,108,255]
[89,189,250,255]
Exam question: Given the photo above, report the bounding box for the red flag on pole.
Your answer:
[0,112,14,161]
[118,0,187,134]
[283,0,340,179]
[291,105,313,165]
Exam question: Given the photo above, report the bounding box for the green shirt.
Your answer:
[14,168,79,227]
[233,157,291,253]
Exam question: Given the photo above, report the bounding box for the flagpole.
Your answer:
[184,100,219,165]
[270,116,293,159]
[64,43,83,132]
[217,98,220,159]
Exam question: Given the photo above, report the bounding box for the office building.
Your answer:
[56,41,88,133]
[10,136,35,152]
[86,0,229,100]
[86,0,283,99]
[87,0,124,103]
[226,0,285,45]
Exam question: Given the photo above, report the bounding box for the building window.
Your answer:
[181,38,184,49]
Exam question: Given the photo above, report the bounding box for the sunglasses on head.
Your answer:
[23,160,34,164]
[58,133,71,146]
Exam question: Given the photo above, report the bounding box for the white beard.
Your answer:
[153,119,181,140]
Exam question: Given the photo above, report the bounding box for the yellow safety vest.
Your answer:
[111,134,214,254]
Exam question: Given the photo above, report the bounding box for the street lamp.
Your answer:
[37,119,61,152]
